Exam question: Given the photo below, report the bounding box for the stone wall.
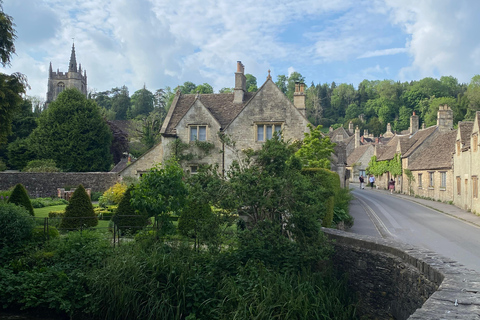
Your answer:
[323,229,480,319]
[0,172,120,198]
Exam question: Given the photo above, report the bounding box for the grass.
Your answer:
[34,204,110,229]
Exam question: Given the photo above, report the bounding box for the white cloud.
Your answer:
[357,48,407,59]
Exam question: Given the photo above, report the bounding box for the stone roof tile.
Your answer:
[408,130,457,170]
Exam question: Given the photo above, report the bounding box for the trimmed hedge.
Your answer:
[112,185,148,233]
[7,183,34,216]
[60,185,98,230]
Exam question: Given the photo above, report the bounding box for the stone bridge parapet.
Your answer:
[323,229,480,319]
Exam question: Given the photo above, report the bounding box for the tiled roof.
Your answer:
[162,92,254,136]
[408,130,457,170]
[347,145,373,166]
[458,121,474,149]
[401,126,437,158]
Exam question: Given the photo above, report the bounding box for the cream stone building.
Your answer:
[120,62,347,181]
[453,112,480,213]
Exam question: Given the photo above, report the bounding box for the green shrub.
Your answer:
[7,183,34,216]
[60,185,98,230]
[48,210,65,218]
[0,189,11,202]
[178,199,219,248]
[0,202,35,260]
[98,183,127,208]
[112,185,148,234]
[91,191,102,201]
[0,158,6,171]
[32,226,60,241]
[23,159,61,172]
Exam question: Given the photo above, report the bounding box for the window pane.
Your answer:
[275,125,281,133]
[266,125,273,140]
[190,127,197,141]
[257,125,264,141]
[198,126,207,141]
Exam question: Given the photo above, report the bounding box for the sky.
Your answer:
[3,0,480,100]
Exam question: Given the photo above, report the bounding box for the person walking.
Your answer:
[369,175,375,189]
[389,178,395,194]
[359,175,365,189]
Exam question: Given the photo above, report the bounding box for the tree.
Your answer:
[245,74,257,92]
[295,124,335,169]
[112,185,148,234]
[111,86,130,120]
[7,183,34,216]
[0,1,16,67]
[6,137,35,170]
[466,75,480,119]
[130,85,154,118]
[107,120,129,165]
[60,185,98,230]
[195,83,213,94]
[131,160,188,235]
[29,89,113,172]
[0,72,27,145]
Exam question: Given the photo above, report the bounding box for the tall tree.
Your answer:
[245,74,258,92]
[29,89,113,172]
[111,86,130,120]
[130,85,154,118]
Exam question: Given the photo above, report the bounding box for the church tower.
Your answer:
[45,43,87,107]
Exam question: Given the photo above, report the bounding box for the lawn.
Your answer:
[34,205,111,229]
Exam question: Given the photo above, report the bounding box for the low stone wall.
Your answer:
[323,229,480,320]
[0,172,120,198]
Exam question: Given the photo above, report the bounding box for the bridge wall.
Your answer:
[324,229,480,319]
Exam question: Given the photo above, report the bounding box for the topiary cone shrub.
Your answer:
[112,185,148,234]
[60,185,98,230]
[7,183,34,216]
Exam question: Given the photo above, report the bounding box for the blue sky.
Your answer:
[2,0,480,100]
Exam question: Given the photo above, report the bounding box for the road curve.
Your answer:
[349,188,480,272]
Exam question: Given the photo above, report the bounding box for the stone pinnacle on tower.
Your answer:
[68,43,77,73]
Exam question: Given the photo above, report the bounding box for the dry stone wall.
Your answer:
[0,172,120,198]
[324,229,480,319]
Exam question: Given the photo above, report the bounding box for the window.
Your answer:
[256,123,282,141]
[473,176,478,198]
[429,172,434,187]
[57,82,65,95]
[457,176,461,195]
[190,166,198,174]
[440,172,446,189]
[190,125,207,141]
[474,135,478,152]
[359,170,365,178]
[418,173,422,188]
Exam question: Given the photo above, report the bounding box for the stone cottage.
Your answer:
[120,62,346,183]
[453,112,480,213]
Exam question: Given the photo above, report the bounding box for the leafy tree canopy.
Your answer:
[29,89,113,172]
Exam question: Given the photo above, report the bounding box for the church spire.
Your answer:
[49,62,53,78]
[68,42,77,72]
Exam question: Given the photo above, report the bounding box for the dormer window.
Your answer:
[190,125,207,142]
[256,123,282,141]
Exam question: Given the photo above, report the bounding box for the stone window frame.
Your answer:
[189,124,208,142]
[418,173,423,188]
[255,122,283,142]
[473,176,478,199]
[428,171,434,189]
[457,176,461,195]
[189,165,198,174]
[57,82,65,95]
[440,171,447,190]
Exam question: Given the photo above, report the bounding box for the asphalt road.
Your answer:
[349,188,480,272]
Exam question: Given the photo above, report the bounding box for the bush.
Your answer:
[32,226,60,241]
[0,202,35,259]
[98,182,127,207]
[178,199,219,247]
[91,191,102,202]
[23,159,61,172]
[60,185,98,230]
[7,183,35,216]
[0,158,6,171]
[112,185,148,234]
[0,189,11,202]
[48,211,65,218]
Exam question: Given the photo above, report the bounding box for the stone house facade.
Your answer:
[453,113,480,213]
[46,43,87,107]
[120,62,347,182]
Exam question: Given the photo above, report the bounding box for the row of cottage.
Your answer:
[339,105,480,214]
[117,60,478,214]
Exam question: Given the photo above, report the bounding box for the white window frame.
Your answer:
[189,125,207,142]
[440,171,446,190]
[256,123,283,142]
[429,172,434,188]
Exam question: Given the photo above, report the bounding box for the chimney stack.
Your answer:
[437,104,453,131]
[410,111,419,134]
[293,82,306,116]
[348,121,354,134]
[355,126,360,149]
[364,129,368,137]
[234,61,246,104]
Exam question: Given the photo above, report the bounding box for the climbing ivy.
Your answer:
[367,153,402,177]
[170,138,216,162]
